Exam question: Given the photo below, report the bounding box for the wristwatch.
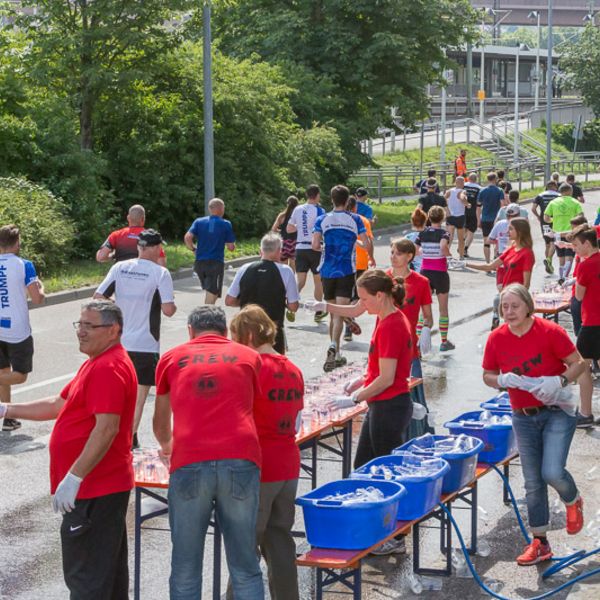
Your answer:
[560,375,569,388]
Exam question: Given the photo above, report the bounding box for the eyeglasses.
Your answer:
[72,321,113,331]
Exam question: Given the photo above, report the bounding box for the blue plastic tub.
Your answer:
[350,453,449,521]
[480,391,512,413]
[444,410,516,464]
[394,434,484,494]
[295,479,406,549]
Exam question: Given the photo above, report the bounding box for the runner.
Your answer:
[467,216,535,330]
[414,169,440,195]
[496,169,512,194]
[417,179,447,215]
[96,204,166,267]
[463,172,482,257]
[544,183,584,284]
[228,305,304,600]
[355,188,377,224]
[496,190,528,221]
[271,195,299,272]
[94,229,176,449]
[566,174,585,204]
[286,184,326,323]
[483,284,585,565]
[0,225,45,432]
[312,185,367,371]
[225,232,300,354]
[184,198,236,305]
[477,172,505,263]
[444,176,468,259]
[405,208,427,272]
[531,181,560,274]
[415,206,455,351]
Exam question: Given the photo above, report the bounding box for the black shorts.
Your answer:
[421,270,450,295]
[540,224,554,244]
[556,246,575,259]
[576,326,600,360]
[322,274,356,300]
[193,259,225,296]
[295,249,321,274]
[127,351,159,386]
[0,336,33,374]
[447,215,466,229]
[481,221,495,238]
[465,214,478,233]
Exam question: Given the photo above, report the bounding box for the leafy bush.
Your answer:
[552,120,600,153]
[0,177,75,273]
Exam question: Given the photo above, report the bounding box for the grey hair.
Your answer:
[188,305,227,335]
[81,300,123,331]
[261,232,282,255]
[559,183,573,195]
[208,198,225,213]
[128,204,145,224]
[498,284,535,318]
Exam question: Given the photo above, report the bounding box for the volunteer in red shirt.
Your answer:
[482,284,585,566]
[0,300,137,598]
[229,304,304,600]
[572,224,600,428]
[96,204,166,267]
[153,305,264,600]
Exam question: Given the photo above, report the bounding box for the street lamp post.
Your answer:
[528,11,541,110]
[513,44,529,164]
[545,0,554,182]
[203,1,215,216]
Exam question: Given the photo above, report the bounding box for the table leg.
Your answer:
[470,483,478,554]
[342,421,353,478]
[311,438,318,489]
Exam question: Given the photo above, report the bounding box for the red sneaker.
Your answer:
[516,539,553,566]
[566,496,584,535]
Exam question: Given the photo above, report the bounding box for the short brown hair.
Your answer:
[0,225,20,249]
[570,224,598,248]
[428,206,445,224]
[508,190,519,202]
[487,172,497,183]
[499,284,535,318]
[391,238,416,260]
[330,185,350,207]
[229,304,277,347]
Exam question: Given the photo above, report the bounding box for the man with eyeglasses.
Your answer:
[0,300,137,599]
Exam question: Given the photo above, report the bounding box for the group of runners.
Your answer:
[0,166,599,597]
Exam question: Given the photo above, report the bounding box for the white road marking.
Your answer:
[12,373,77,396]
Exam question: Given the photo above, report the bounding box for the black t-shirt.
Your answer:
[533,191,560,219]
[571,183,583,202]
[463,183,481,216]
[418,192,447,214]
[279,213,297,242]
[238,259,287,325]
[416,179,440,195]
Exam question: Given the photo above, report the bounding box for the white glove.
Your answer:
[325,395,357,411]
[418,326,432,355]
[412,402,428,420]
[343,377,364,395]
[0,403,7,419]
[525,376,563,402]
[543,229,556,239]
[561,277,576,288]
[497,372,526,389]
[303,300,327,313]
[52,472,83,515]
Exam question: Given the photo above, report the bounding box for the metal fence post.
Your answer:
[395,167,399,193]
[378,172,383,202]
[391,131,396,153]
[403,130,407,152]
[466,121,470,144]
[451,122,455,143]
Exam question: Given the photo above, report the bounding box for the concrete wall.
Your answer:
[530,104,595,128]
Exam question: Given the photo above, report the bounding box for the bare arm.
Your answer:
[459,191,468,206]
[543,213,552,224]
[476,206,482,224]
[153,393,173,456]
[440,238,451,257]
[312,232,323,252]
[184,232,196,253]
[562,350,586,382]
[575,282,586,303]
[286,222,298,234]
[27,280,45,305]
[531,204,540,220]
[523,271,532,289]
[5,394,65,421]
[226,242,236,252]
[95,246,113,263]
[161,302,177,317]
[483,368,501,390]
[421,304,433,329]
[271,213,284,233]
[286,300,300,312]
[355,358,397,403]
[225,294,241,307]
[325,300,367,319]
[70,413,120,479]
[466,256,503,272]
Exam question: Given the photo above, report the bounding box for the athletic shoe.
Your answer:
[323,345,337,372]
[566,497,584,535]
[463,248,469,258]
[314,311,328,323]
[557,278,565,286]
[544,258,554,275]
[371,537,406,556]
[576,413,594,429]
[344,318,362,336]
[2,418,21,432]
[491,316,500,331]
[335,355,347,368]
[132,432,140,450]
[286,310,296,323]
[343,327,353,342]
[439,341,455,352]
[516,539,553,566]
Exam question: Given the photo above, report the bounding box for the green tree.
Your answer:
[212,0,476,170]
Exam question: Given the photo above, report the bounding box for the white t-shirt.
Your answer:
[447,187,466,217]
[288,203,325,249]
[489,220,510,254]
[96,258,175,353]
[0,253,38,343]
[228,261,300,303]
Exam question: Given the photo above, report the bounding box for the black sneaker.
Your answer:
[323,345,337,372]
[576,413,594,429]
[491,316,500,331]
[314,311,328,323]
[558,278,565,286]
[132,432,140,450]
[343,327,353,342]
[2,418,21,432]
[463,248,469,258]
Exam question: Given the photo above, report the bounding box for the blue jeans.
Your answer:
[512,409,578,535]
[570,296,582,336]
[168,459,264,600]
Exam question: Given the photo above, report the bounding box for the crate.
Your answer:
[444,410,516,464]
[480,391,512,413]
[395,434,484,494]
[350,453,449,521]
[295,479,406,550]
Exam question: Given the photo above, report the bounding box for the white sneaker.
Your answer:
[370,537,406,556]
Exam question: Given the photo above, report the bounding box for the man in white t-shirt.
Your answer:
[286,184,326,322]
[444,176,468,259]
[226,232,300,354]
[94,229,176,447]
[0,225,45,431]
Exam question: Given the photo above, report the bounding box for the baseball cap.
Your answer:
[506,203,520,216]
[138,229,164,247]
[355,187,368,198]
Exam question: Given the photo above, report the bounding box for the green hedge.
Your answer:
[0,177,75,273]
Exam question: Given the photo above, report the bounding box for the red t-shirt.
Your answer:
[156,334,262,472]
[364,310,413,402]
[482,318,576,409]
[499,246,535,288]
[254,354,304,482]
[105,226,166,262]
[49,344,137,499]
[577,251,600,326]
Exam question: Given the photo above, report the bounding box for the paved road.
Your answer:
[1,193,600,599]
